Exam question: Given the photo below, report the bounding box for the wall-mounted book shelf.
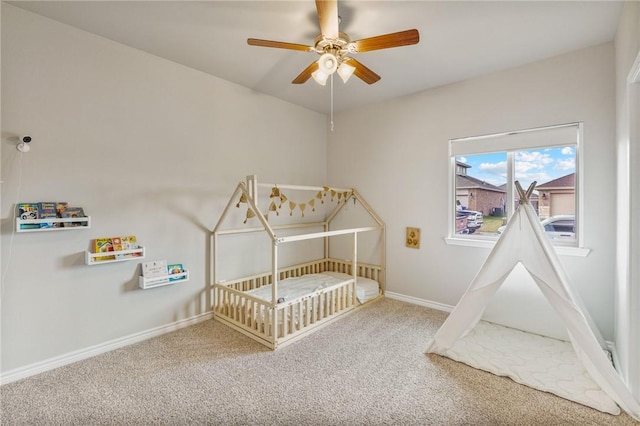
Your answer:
[85,247,145,265]
[16,217,91,233]
[139,271,189,289]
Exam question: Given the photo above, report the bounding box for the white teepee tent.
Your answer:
[426,182,640,420]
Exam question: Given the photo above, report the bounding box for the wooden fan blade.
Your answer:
[316,0,339,39]
[292,61,320,84]
[352,29,419,52]
[344,58,381,84]
[247,38,313,52]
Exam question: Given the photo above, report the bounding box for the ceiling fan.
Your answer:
[247,0,419,86]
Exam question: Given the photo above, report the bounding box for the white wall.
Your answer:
[0,3,627,383]
[328,43,617,339]
[614,1,640,397]
[1,5,326,374]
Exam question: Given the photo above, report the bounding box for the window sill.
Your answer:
[444,237,591,257]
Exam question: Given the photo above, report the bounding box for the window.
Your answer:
[449,123,582,247]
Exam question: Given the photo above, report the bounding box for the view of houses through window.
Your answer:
[451,124,579,244]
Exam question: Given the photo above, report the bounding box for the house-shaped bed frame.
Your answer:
[212,175,386,350]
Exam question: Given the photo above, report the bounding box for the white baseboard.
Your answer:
[3,293,623,388]
[385,291,454,313]
[0,293,450,386]
[1,312,214,385]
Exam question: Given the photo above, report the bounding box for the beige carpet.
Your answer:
[1,298,637,425]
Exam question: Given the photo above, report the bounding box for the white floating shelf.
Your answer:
[139,271,189,289]
[85,246,145,265]
[17,216,91,233]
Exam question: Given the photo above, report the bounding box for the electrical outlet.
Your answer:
[406,227,420,249]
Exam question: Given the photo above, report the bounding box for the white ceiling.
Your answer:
[6,1,623,114]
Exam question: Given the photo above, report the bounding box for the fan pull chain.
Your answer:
[330,73,334,132]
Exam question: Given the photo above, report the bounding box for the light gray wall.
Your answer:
[0,3,627,380]
[328,43,617,339]
[614,1,640,396]
[1,5,327,373]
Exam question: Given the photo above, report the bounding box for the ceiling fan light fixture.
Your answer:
[311,69,330,86]
[337,62,355,83]
[248,1,420,87]
[317,53,338,75]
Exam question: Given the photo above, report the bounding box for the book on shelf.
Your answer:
[94,237,115,261]
[17,203,39,229]
[61,207,85,227]
[142,260,168,278]
[120,235,141,258]
[167,263,185,281]
[112,236,124,259]
[113,236,133,259]
[56,202,69,217]
[38,201,58,228]
[112,236,123,252]
[91,235,141,262]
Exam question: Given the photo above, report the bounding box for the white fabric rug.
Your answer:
[440,321,620,415]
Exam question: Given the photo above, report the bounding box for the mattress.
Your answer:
[438,320,620,415]
[322,271,380,303]
[246,272,380,304]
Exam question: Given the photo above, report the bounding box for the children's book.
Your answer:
[38,202,58,228]
[61,207,85,227]
[17,203,39,229]
[94,237,115,261]
[142,260,168,278]
[112,236,127,259]
[121,235,140,257]
[60,207,84,218]
[167,263,184,281]
[56,202,69,217]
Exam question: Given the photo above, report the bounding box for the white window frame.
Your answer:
[445,122,589,257]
